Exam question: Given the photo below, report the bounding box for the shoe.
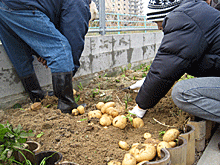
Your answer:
[52,72,79,113]
[20,73,45,103]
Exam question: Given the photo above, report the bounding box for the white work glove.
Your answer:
[129,104,147,118]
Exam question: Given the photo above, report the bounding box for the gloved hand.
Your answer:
[129,104,147,118]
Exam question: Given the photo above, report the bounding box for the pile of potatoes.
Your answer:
[87,102,144,129]
[108,128,180,165]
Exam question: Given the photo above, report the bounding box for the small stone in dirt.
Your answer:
[42,123,53,129]
[55,138,60,142]
[64,132,71,138]
[31,102,42,110]
[46,116,58,121]
[70,143,81,148]
[84,125,94,132]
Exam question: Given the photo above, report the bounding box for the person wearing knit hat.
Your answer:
[146,0,216,30]
[130,0,220,126]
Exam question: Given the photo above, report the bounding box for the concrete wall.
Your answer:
[0,32,163,109]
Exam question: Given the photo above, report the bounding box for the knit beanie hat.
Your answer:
[146,0,182,22]
[211,0,220,10]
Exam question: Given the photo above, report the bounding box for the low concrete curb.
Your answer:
[197,125,220,165]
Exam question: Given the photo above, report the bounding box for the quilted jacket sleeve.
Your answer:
[136,11,208,110]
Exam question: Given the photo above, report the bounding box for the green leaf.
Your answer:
[13,103,21,109]
[36,132,44,138]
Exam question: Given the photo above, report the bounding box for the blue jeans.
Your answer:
[0,1,74,77]
[172,77,220,123]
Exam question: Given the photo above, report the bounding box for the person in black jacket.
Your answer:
[0,0,91,113]
[130,0,220,124]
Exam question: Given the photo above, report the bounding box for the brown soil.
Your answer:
[1,65,196,165]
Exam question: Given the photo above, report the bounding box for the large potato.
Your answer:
[100,115,112,126]
[106,107,119,117]
[157,141,171,158]
[101,102,116,114]
[163,129,180,142]
[132,118,144,128]
[113,115,127,129]
[122,153,136,165]
[119,141,130,151]
[88,110,102,119]
[96,102,105,110]
[129,143,156,162]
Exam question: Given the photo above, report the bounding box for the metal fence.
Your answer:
[88,0,158,35]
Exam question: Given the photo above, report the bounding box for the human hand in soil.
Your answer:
[129,104,147,118]
[37,57,48,68]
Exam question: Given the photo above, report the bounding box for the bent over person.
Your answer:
[0,0,91,113]
[130,0,220,124]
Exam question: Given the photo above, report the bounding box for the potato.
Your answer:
[129,143,156,162]
[88,110,102,119]
[144,133,151,139]
[106,107,119,117]
[72,109,79,116]
[77,105,85,115]
[100,115,112,126]
[101,102,116,114]
[96,102,105,110]
[169,141,177,148]
[157,141,171,158]
[108,161,121,165]
[73,89,77,95]
[163,129,180,142]
[132,118,144,128]
[119,141,130,151]
[31,102,41,110]
[113,115,127,129]
[122,153,136,165]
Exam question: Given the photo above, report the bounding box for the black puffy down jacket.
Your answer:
[136,0,220,109]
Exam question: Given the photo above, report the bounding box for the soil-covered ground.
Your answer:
[1,64,202,165]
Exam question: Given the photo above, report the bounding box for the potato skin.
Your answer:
[113,115,127,129]
[163,129,180,142]
[101,102,116,114]
[77,105,85,114]
[96,102,105,110]
[132,118,144,128]
[88,110,102,119]
[122,153,136,165]
[100,115,112,126]
[157,141,171,158]
[129,144,156,162]
[72,109,79,116]
[118,141,130,150]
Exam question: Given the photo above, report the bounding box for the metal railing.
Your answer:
[88,0,158,35]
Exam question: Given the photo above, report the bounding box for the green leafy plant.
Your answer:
[124,112,136,125]
[159,130,166,140]
[90,83,101,98]
[74,95,80,103]
[0,122,34,164]
[124,94,132,110]
[121,74,126,78]
[39,152,57,165]
[77,82,83,91]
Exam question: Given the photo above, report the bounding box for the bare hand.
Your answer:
[37,57,48,68]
